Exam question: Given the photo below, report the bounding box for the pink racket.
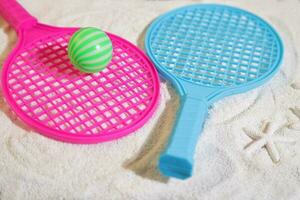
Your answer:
[0,0,160,143]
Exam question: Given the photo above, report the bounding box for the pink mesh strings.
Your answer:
[3,30,159,143]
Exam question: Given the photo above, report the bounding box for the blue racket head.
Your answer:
[145,4,283,102]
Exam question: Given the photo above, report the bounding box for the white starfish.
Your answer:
[243,121,298,163]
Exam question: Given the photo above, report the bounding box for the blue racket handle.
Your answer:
[159,97,208,179]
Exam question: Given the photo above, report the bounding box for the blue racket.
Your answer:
[145,4,283,179]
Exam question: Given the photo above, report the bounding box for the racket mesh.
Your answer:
[149,6,281,87]
[6,32,157,135]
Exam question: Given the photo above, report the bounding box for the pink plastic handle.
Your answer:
[0,0,37,30]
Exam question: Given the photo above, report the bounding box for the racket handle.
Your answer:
[0,0,37,30]
[159,97,208,179]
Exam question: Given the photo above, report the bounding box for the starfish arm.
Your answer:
[267,122,283,135]
[245,138,266,155]
[265,141,280,163]
[261,121,269,132]
[243,128,262,140]
[286,109,300,123]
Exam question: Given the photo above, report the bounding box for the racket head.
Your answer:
[1,23,160,143]
[145,4,283,101]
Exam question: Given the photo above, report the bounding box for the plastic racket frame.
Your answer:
[145,4,283,179]
[0,0,160,144]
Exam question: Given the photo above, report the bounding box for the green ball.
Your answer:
[68,27,113,73]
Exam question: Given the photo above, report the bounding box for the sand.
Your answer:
[0,0,299,199]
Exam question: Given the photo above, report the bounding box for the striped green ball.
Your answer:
[68,27,113,73]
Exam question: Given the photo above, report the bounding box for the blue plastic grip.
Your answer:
[159,96,208,179]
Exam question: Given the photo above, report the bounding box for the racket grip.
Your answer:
[0,0,37,30]
[159,97,208,179]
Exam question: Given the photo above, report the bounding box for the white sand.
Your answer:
[0,0,299,199]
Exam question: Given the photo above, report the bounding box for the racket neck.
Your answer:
[0,0,37,31]
[181,81,219,103]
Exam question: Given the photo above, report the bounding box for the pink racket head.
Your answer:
[0,0,160,143]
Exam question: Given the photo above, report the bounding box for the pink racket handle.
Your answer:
[0,0,37,30]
